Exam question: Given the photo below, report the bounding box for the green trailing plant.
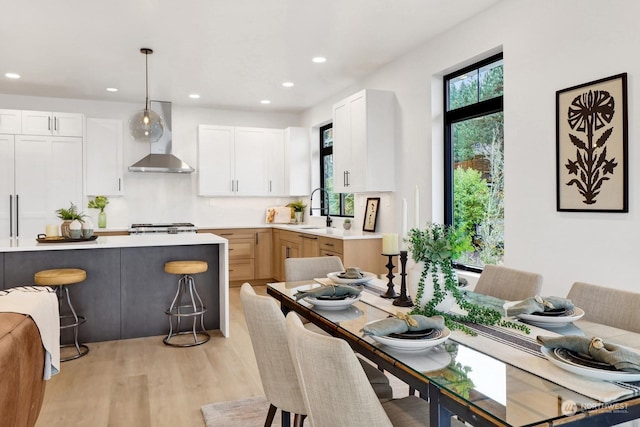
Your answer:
[88,195,109,211]
[286,200,307,212]
[55,202,85,222]
[407,222,529,335]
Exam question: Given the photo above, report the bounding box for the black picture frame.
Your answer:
[556,73,628,212]
[362,197,380,232]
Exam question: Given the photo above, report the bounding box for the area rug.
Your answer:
[201,396,279,427]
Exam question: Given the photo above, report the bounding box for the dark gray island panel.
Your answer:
[120,245,219,339]
[4,248,122,343]
[1,241,222,342]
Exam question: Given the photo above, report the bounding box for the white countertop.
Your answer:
[0,233,228,253]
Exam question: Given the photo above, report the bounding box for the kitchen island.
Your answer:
[0,233,229,342]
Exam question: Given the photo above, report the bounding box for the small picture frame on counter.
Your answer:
[362,197,380,232]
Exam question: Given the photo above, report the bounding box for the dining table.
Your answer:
[266,278,640,427]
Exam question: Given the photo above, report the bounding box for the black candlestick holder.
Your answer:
[393,250,413,307]
[381,253,399,298]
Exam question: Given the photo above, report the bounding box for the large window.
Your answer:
[444,53,504,270]
[320,123,354,217]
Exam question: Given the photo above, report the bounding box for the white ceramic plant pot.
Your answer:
[407,261,456,313]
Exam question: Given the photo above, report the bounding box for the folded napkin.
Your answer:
[461,290,506,314]
[294,284,363,300]
[507,295,574,317]
[363,314,445,337]
[538,335,640,373]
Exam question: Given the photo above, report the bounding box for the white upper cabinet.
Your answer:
[265,129,285,196]
[234,127,268,196]
[198,125,235,196]
[21,110,84,137]
[0,109,22,134]
[332,89,395,193]
[199,125,291,197]
[85,118,123,196]
[285,127,310,196]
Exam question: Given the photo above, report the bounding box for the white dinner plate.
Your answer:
[517,307,585,327]
[304,294,361,310]
[541,346,640,382]
[327,271,376,284]
[369,327,450,351]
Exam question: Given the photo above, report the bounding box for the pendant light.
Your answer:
[129,48,164,142]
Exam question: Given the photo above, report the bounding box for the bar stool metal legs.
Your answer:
[164,273,210,347]
[57,285,89,361]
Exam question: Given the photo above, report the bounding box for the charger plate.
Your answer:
[541,346,640,382]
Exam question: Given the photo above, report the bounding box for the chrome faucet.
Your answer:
[309,187,332,227]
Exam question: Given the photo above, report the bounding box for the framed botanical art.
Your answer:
[362,197,380,232]
[556,73,628,212]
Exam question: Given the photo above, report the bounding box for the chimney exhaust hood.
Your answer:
[128,100,195,173]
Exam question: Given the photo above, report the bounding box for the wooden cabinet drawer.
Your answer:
[205,228,255,240]
[320,250,343,260]
[228,259,255,281]
[228,239,254,259]
[319,236,343,254]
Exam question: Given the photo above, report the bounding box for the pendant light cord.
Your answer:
[144,50,150,112]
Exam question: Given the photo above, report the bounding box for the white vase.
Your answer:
[407,260,456,313]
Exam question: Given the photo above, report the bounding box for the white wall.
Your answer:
[0,93,302,228]
[300,0,640,296]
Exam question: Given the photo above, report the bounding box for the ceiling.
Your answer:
[0,0,500,113]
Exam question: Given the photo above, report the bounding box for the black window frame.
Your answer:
[319,123,353,217]
[444,53,503,273]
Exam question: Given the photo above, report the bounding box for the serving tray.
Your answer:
[36,235,98,243]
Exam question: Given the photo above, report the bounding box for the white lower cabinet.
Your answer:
[0,134,82,239]
[85,118,123,196]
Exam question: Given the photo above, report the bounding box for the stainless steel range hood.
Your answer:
[128,100,195,173]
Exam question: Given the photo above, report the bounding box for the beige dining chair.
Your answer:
[285,312,433,427]
[283,256,392,391]
[474,265,543,301]
[567,282,640,333]
[284,256,345,282]
[240,283,393,427]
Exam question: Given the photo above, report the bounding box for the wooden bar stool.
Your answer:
[34,268,89,361]
[163,260,210,347]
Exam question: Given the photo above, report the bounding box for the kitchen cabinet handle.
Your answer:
[15,194,19,238]
[346,171,350,187]
[118,178,121,191]
[236,180,239,193]
[325,242,334,247]
[343,171,347,186]
[286,247,290,258]
[299,234,318,240]
[220,233,234,236]
[255,232,259,245]
[48,117,51,131]
[9,195,13,237]
[54,117,58,131]
[269,180,272,193]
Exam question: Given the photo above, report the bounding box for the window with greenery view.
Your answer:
[444,53,503,270]
[320,123,354,217]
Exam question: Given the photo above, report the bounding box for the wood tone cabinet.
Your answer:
[332,89,395,193]
[21,110,84,137]
[273,229,383,281]
[85,118,124,196]
[255,228,273,279]
[0,110,22,134]
[200,228,273,286]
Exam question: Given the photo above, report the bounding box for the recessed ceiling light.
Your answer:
[189,94,200,99]
[312,57,326,63]
[5,73,20,79]
[282,82,294,87]
[260,100,271,104]
[106,87,118,92]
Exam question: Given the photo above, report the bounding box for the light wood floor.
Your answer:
[35,285,267,427]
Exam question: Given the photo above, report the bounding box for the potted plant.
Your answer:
[407,222,528,335]
[286,200,307,223]
[88,196,109,228]
[343,218,352,230]
[55,202,85,237]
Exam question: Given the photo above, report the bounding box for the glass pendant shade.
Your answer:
[129,108,164,142]
[129,48,164,142]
